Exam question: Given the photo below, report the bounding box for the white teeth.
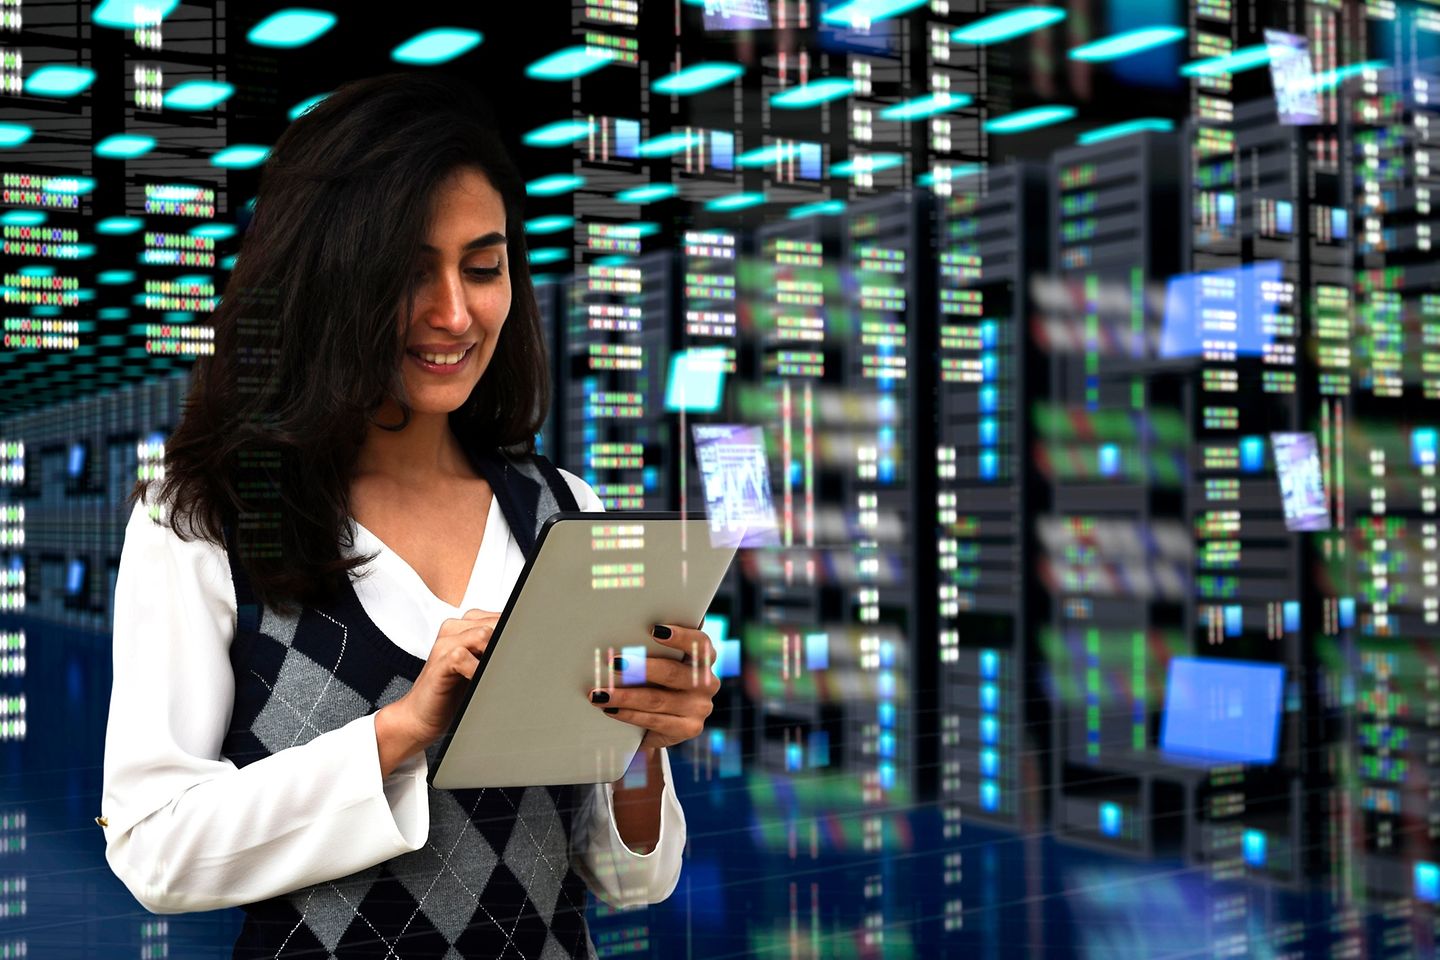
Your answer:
[415,350,464,365]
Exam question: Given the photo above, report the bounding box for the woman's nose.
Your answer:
[420,273,468,330]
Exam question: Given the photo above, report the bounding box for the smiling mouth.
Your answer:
[407,344,474,365]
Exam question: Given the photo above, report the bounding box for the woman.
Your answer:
[100,72,719,959]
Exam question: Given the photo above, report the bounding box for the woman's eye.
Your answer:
[467,264,503,280]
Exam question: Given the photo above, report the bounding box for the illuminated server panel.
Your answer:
[934,163,1047,833]
[1044,131,1186,858]
[1342,65,1440,907]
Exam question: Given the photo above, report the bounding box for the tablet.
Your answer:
[428,512,739,789]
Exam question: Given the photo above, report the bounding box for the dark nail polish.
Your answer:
[651,624,672,640]
[590,689,610,704]
[604,707,619,715]
[613,656,626,671]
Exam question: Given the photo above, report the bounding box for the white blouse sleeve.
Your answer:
[101,493,430,915]
[557,468,689,907]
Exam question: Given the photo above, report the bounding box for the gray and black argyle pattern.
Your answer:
[220,447,594,959]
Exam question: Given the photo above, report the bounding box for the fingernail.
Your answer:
[604,707,619,715]
[613,656,626,671]
[651,624,672,640]
[590,689,610,703]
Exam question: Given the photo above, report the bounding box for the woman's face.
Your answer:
[396,165,511,416]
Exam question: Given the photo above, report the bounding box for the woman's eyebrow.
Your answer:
[419,232,507,253]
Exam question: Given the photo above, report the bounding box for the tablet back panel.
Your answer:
[430,514,737,789]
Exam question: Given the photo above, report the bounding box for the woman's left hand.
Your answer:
[589,623,720,750]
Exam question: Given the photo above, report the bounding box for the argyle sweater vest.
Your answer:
[219,448,599,960]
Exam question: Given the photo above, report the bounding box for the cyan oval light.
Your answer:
[952,6,1065,44]
[616,184,678,204]
[830,153,903,177]
[636,132,704,157]
[984,104,1076,133]
[771,78,854,109]
[0,211,44,226]
[190,223,237,239]
[736,143,799,167]
[1077,118,1174,145]
[98,270,135,284]
[25,66,96,97]
[45,175,96,194]
[247,8,336,48]
[93,0,179,29]
[789,200,846,220]
[525,215,574,234]
[652,62,743,95]
[917,163,984,187]
[525,174,585,196]
[18,265,53,277]
[529,248,568,265]
[522,119,593,147]
[96,216,143,234]
[210,145,270,169]
[880,92,973,121]
[526,46,616,81]
[288,93,329,121]
[1069,26,1186,62]
[1179,45,1270,77]
[163,80,234,111]
[821,0,927,28]
[0,123,32,148]
[391,28,483,65]
[95,134,156,159]
[704,192,765,212]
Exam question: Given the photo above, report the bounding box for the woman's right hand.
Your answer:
[375,609,499,775]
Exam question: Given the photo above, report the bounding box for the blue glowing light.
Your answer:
[288,93,328,121]
[210,145,270,169]
[524,215,574,234]
[525,174,585,196]
[95,134,156,159]
[163,80,234,110]
[952,6,1065,44]
[522,119,592,147]
[652,62,744,95]
[788,200,846,219]
[25,66,96,97]
[96,216,143,235]
[636,131,704,156]
[704,192,764,211]
[1069,26,1186,61]
[616,183,678,204]
[771,78,855,108]
[829,153,903,177]
[1160,658,1285,765]
[665,347,728,412]
[526,46,617,80]
[93,0,179,29]
[1180,45,1271,77]
[390,28,483,65]
[247,8,335,48]
[880,92,973,121]
[984,104,1076,133]
[0,123,31,148]
[1077,117,1174,145]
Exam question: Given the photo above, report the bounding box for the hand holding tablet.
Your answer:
[588,622,721,752]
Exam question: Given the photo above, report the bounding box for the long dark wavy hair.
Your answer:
[131,72,549,617]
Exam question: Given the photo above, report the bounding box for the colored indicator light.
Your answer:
[96,217,143,235]
[522,119,592,147]
[789,200,846,219]
[984,104,1076,133]
[210,145,270,169]
[524,215,574,234]
[525,174,585,196]
[390,28,483,65]
[652,62,744,95]
[821,0,927,27]
[1179,45,1271,77]
[704,192,764,211]
[45,176,95,194]
[0,124,32,148]
[25,66,96,97]
[636,132,704,157]
[529,248,567,265]
[95,134,156,159]
[616,183,678,204]
[93,0,179,28]
[247,8,335,48]
[526,46,617,80]
[1077,118,1173,145]
[288,93,328,121]
[830,153,903,177]
[952,6,1065,44]
[1068,26,1186,61]
[880,92,973,121]
[771,78,854,108]
[163,80,234,110]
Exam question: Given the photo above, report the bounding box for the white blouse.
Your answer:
[101,468,686,915]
